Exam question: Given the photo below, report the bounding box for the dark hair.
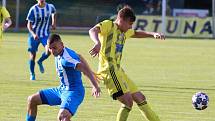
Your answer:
[48,34,61,45]
[118,5,136,22]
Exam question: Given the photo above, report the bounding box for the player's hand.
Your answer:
[92,86,101,98]
[3,24,9,31]
[153,32,165,40]
[89,42,101,57]
[33,34,39,41]
[51,24,56,30]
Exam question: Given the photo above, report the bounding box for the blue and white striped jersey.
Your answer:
[26,3,56,38]
[55,47,83,91]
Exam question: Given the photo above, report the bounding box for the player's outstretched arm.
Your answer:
[89,26,101,57]
[76,54,101,98]
[132,31,165,40]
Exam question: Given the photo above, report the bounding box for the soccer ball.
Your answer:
[192,92,209,110]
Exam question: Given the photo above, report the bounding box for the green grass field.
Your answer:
[0,33,215,121]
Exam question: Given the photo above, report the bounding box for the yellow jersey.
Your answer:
[0,6,11,40]
[96,20,135,74]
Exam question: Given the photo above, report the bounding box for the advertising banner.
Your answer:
[134,16,213,38]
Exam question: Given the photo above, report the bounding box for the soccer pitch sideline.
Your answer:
[0,33,215,121]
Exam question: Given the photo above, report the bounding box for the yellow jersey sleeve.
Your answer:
[125,29,135,39]
[96,20,113,35]
[1,7,10,19]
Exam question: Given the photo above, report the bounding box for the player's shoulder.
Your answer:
[64,47,79,58]
[100,20,113,25]
[62,47,80,63]
[65,47,76,54]
[102,20,113,23]
[98,19,114,28]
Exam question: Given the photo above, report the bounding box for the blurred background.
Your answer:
[1,0,215,38]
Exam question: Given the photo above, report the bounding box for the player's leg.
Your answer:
[116,93,133,121]
[28,36,40,80]
[37,36,50,73]
[132,92,160,121]
[29,52,36,80]
[59,89,85,121]
[103,68,131,121]
[26,92,42,121]
[57,109,72,121]
[120,68,160,121]
[26,87,62,121]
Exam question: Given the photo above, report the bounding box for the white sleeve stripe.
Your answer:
[64,49,80,68]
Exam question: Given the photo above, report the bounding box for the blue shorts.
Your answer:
[28,35,49,53]
[39,87,85,115]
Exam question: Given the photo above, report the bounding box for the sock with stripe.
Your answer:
[29,60,35,75]
[116,106,131,121]
[137,101,160,121]
[26,114,36,121]
[38,52,49,63]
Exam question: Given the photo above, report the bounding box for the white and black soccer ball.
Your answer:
[192,92,209,110]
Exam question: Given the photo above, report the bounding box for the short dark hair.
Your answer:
[48,34,62,45]
[118,5,136,22]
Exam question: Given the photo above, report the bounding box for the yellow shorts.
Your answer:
[99,68,139,100]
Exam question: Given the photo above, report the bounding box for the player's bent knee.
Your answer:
[117,93,134,108]
[27,93,42,105]
[60,117,71,121]
[132,92,146,103]
[57,114,71,121]
[57,109,72,121]
[29,53,36,60]
[124,97,134,108]
[125,99,133,108]
[27,95,36,105]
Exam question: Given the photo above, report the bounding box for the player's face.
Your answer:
[48,41,64,56]
[120,18,134,32]
[37,0,45,4]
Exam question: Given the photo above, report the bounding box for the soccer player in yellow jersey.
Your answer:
[0,6,12,42]
[89,6,165,121]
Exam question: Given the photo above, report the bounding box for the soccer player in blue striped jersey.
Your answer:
[26,34,101,121]
[26,0,56,80]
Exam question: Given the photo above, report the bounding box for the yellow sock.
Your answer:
[138,101,160,121]
[116,106,131,121]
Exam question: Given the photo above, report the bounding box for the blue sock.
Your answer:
[29,60,35,75]
[26,114,36,121]
[38,52,49,63]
